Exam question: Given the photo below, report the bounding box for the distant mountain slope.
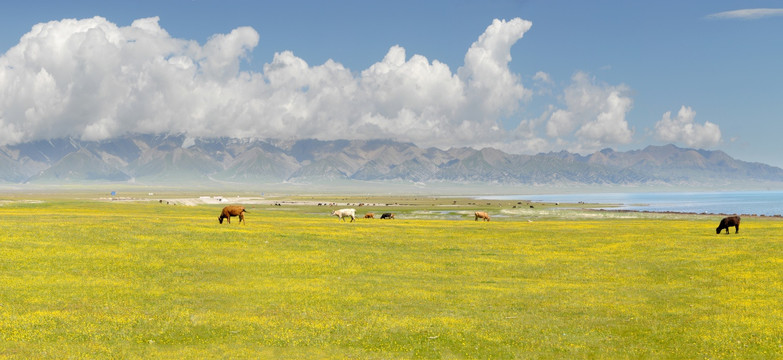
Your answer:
[0,135,781,186]
[27,148,131,183]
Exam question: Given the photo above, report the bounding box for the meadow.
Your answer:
[1,195,782,358]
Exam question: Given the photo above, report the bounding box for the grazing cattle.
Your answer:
[474,211,490,221]
[219,205,247,225]
[332,208,356,222]
[716,216,741,234]
[380,213,395,219]
[364,213,375,219]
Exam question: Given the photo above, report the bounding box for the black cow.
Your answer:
[380,213,395,219]
[716,216,740,234]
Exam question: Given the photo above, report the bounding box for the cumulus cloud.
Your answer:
[0,16,535,150]
[706,8,783,20]
[544,72,633,153]
[459,18,532,117]
[654,106,721,148]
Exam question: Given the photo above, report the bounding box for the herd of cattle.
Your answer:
[217,205,741,234]
[329,208,397,222]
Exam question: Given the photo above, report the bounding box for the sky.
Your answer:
[1,1,782,167]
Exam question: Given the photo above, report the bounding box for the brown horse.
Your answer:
[219,205,247,224]
[474,211,490,221]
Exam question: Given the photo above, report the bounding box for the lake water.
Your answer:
[479,191,783,216]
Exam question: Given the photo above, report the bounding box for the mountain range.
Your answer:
[1,134,782,187]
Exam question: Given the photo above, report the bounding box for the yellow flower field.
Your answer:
[1,198,782,358]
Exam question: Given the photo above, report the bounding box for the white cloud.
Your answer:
[654,106,721,148]
[531,71,554,96]
[458,18,532,118]
[199,26,259,81]
[544,72,633,153]
[706,8,783,20]
[503,110,551,155]
[533,71,552,84]
[0,16,534,150]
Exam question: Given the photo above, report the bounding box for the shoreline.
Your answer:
[2,190,781,219]
[98,195,783,220]
[592,208,783,219]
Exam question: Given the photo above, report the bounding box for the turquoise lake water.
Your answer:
[479,191,783,216]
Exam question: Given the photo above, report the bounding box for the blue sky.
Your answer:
[1,1,782,167]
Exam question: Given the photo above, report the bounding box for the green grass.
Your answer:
[1,199,782,358]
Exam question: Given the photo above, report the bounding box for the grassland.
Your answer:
[1,195,782,358]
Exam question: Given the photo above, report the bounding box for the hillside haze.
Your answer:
[1,135,782,187]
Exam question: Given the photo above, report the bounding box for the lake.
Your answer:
[479,191,783,216]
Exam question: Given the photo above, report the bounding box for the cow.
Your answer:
[332,208,356,222]
[380,213,395,219]
[716,215,741,234]
[474,211,490,221]
[219,205,247,225]
[364,213,375,219]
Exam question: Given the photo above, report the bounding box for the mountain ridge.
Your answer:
[1,134,781,186]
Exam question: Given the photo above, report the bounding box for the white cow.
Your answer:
[331,208,356,222]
